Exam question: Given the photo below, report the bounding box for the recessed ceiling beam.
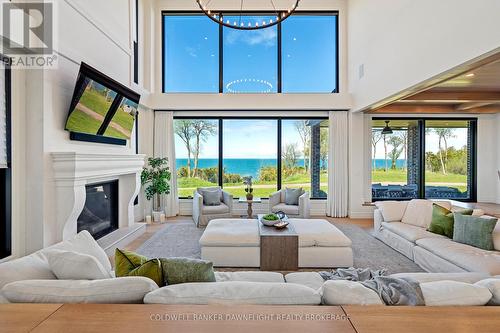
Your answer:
[403,91,500,103]
[455,102,497,111]
[367,103,500,114]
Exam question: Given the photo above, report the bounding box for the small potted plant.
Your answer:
[141,157,171,222]
[243,176,253,200]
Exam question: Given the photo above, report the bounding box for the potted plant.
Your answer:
[141,157,171,222]
[243,176,253,200]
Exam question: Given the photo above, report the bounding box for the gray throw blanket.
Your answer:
[319,268,424,306]
[319,267,386,282]
[361,276,425,306]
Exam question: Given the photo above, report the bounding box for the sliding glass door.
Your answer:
[371,118,476,201]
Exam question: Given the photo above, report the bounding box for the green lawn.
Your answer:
[177,172,328,198]
[372,169,467,192]
[66,108,126,139]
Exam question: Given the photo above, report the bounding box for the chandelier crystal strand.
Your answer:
[196,0,300,30]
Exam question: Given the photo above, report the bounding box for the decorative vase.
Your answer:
[152,210,163,223]
[246,193,253,200]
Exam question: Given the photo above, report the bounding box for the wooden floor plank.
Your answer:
[31,304,355,333]
[0,303,62,333]
[344,305,500,333]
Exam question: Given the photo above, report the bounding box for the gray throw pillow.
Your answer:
[160,258,216,285]
[284,188,303,206]
[202,190,221,206]
[453,214,498,250]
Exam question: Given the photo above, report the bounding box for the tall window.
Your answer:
[281,15,337,92]
[223,16,278,93]
[173,117,328,199]
[162,12,338,93]
[371,118,476,201]
[425,120,472,199]
[174,119,219,198]
[281,119,328,198]
[163,15,219,92]
[0,54,11,259]
[223,119,278,198]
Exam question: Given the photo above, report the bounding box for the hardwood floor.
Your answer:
[3,304,499,333]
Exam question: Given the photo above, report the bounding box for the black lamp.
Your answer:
[381,121,393,135]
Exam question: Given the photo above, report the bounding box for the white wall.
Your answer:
[497,115,500,204]
[8,0,140,255]
[347,0,500,111]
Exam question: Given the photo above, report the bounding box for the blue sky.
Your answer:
[175,120,307,159]
[163,14,337,93]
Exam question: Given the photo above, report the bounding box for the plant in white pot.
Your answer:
[141,157,171,222]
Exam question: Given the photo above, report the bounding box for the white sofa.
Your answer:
[0,231,158,304]
[199,218,353,268]
[374,199,500,275]
[1,231,499,306]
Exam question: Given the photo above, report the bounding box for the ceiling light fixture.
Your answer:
[196,0,301,30]
[465,73,475,77]
[381,121,393,135]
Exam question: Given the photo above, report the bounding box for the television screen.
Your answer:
[65,63,140,142]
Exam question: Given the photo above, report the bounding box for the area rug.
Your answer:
[136,222,423,274]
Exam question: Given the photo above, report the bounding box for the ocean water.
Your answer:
[176,158,313,178]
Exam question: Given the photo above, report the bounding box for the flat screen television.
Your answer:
[65,62,140,146]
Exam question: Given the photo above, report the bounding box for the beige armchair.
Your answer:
[193,186,233,227]
[269,189,310,218]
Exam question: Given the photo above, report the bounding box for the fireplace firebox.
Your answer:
[77,180,119,239]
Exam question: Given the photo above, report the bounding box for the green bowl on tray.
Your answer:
[261,213,280,226]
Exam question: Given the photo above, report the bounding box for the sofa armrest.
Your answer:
[298,191,311,218]
[192,191,204,225]
[373,209,384,232]
[222,190,233,212]
[269,190,281,210]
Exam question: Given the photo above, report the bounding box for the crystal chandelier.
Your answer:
[196,0,301,30]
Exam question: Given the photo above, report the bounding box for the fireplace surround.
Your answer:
[51,152,146,247]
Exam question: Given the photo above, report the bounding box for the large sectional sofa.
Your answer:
[0,230,499,306]
[374,199,500,275]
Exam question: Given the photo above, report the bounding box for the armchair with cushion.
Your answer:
[269,188,310,218]
[193,186,233,227]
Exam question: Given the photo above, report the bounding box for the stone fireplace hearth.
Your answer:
[51,153,146,253]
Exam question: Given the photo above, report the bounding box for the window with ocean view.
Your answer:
[223,119,278,198]
[371,118,476,201]
[173,117,329,199]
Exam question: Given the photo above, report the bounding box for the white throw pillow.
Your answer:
[493,220,500,251]
[285,272,325,291]
[321,280,383,305]
[0,252,56,290]
[475,279,500,305]
[45,250,112,280]
[421,281,492,306]
[45,230,111,273]
[144,281,321,305]
[2,277,158,303]
[374,201,408,222]
[401,199,434,228]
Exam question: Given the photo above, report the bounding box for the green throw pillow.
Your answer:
[453,214,498,250]
[114,249,164,287]
[428,204,473,238]
[160,257,216,285]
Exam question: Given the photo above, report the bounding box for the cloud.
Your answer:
[185,46,197,58]
[225,28,277,47]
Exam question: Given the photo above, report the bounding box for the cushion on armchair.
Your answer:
[202,189,221,206]
[284,188,304,206]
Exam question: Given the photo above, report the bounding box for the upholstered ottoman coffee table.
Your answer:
[200,218,353,268]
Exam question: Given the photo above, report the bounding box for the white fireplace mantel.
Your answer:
[51,152,145,242]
